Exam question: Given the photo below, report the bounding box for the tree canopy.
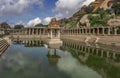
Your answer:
[14,24,24,29]
[111,2,120,15]
[84,6,94,14]
[35,23,44,27]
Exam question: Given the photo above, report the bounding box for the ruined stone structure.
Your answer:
[48,18,60,39]
[10,27,48,39]
[11,18,62,45]
[48,18,59,28]
[47,18,62,45]
[62,26,120,36]
[61,26,120,46]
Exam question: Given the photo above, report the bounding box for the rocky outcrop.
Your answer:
[58,0,119,28]
[77,15,90,28]
[89,0,118,12]
[107,17,120,26]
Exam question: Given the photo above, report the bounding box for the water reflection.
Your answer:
[47,49,61,66]
[57,52,101,78]
[61,40,120,78]
[13,40,44,47]
[1,39,119,78]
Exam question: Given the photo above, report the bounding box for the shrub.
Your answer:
[66,21,77,28]
[88,14,112,27]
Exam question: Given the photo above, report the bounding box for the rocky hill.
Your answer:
[58,0,119,28]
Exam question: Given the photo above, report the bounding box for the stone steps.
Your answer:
[0,39,9,55]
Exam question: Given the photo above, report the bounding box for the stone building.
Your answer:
[48,18,59,28]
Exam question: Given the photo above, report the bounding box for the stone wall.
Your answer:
[61,26,120,46]
[61,35,120,46]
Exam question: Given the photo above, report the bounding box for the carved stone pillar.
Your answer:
[114,27,117,35]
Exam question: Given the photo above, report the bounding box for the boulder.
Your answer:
[77,15,90,28]
[107,18,120,26]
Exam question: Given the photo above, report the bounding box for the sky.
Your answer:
[0,0,95,27]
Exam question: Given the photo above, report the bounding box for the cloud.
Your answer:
[0,0,43,16]
[15,21,25,25]
[57,52,101,78]
[27,17,42,27]
[53,0,95,19]
[82,0,95,6]
[53,0,84,19]
[43,17,52,25]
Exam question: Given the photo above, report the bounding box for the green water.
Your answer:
[0,40,120,78]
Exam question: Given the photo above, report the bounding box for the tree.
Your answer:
[0,22,11,29]
[84,6,94,14]
[96,8,106,19]
[14,24,24,29]
[111,2,120,15]
[35,23,44,27]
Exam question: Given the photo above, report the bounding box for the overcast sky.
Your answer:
[0,0,95,27]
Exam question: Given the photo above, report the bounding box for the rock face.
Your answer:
[77,15,90,28]
[107,17,120,26]
[89,0,118,12]
[89,0,117,12]
[71,5,87,20]
[58,0,118,28]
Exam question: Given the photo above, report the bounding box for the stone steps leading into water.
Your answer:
[0,39,9,55]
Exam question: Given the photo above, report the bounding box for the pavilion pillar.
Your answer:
[50,29,53,39]
[72,29,74,35]
[40,29,41,35]
[108,27,111,35]
[93,28,95,34]
[88,28,91,35]
[85,28,87,35]
[57,29,60,38]
[114,27,117,35]
[81,28,83,34]
[69,30,72,36]
[32,28,34,35]
[67,30,68,35]
[69,30,71,35]
[28,29,30,35]
[36,28,38,35]
[97,28,99,35]
[79,29,81,34]
[102,27,105,35]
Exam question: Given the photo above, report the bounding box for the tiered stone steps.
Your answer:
[0,39,9,55]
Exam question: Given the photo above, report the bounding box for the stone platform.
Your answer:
[46,39,62,45]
